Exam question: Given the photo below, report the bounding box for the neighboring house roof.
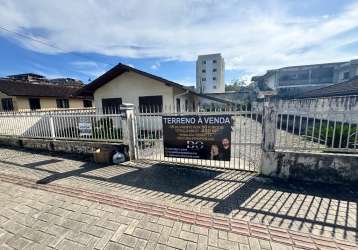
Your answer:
[78,63,234,104]
[0,78,90,98]
[7,73,45,79]
[251,60,354,82]
[296,77,358,99]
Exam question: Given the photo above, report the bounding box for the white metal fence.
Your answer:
[274,96,358,153]
[0,109,124,142]
[0,96,357,170]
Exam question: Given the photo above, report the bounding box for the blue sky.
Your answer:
[0,0,358,86]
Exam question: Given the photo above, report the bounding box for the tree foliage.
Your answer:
[225,79,247,91]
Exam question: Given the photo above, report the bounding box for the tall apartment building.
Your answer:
[196,53,225,94]
[252,59,358,97]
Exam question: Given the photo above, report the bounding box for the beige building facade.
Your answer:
[0,77,92,112]
[14,96,85,111]
[93,71,197,112]
[80,63,228,113]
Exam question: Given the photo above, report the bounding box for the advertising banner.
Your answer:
[162,115,232,161]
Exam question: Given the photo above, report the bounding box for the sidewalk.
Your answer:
[0,147,357,249]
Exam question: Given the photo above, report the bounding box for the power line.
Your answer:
[0,25,114,79]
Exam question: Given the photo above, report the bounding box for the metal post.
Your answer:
[49,115,56,140]
[120,104,137,160]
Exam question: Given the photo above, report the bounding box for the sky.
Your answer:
[0,0,358,86]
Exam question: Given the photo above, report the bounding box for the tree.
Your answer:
[225,79,247,91]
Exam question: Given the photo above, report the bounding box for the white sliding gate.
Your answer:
[135,104,263,172]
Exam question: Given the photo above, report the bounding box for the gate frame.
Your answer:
[124,102,271,172]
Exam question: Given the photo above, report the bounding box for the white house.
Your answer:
[79,63,231,113]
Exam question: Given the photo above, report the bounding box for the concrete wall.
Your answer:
[259,100,358,185]
[261,150,358,185]
[0,137,128,156]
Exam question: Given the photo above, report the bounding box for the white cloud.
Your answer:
[1,0,358,76]
[70,60,109,77]
[151,62,161,70]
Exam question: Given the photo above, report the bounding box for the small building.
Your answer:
[0,74,92,112]
[252,59,358,98]
[78,63,231,113]
[296,76,358,99]
[196,53,225,94]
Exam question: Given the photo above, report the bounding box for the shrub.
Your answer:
[307,122,357,148]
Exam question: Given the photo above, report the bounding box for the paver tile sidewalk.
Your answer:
[0,147,357,249]
[0,176,357,250]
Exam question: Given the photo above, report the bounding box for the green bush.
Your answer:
[92,118,122,140]
[307,122,357,148]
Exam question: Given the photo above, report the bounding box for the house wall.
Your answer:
[172,87,199,111]
[69,99,85,108]
[94,71,192,111]
[15,97,30,110]
[15,96,86,111]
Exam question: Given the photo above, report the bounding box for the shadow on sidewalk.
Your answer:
[0,147,357,243]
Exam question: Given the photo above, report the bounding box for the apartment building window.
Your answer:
[29,98,41,110]
[213,60,217,63]
[213,86,217,89]
[213,77,216,80]
[202,69,206,73]
[202,60,206,64]
[213,68,217,72]
[1,98,13,111]
[102,98,122,113]
[56,99,69,109]
[83,100,92,108]
[139,95,163,113]
[343,71,350,80]
[202,77,206,81]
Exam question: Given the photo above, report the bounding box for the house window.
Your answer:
[213,60,217,63]
[1,98,13,111]
[202,77,206,81]
[202,69,206,73]
[56,99,69,109]
[202,60,206,64]
[343,71,350,80]
[139,95,163,113]
[29,98,41,110]
[102,98,122,113]
[213,77,216,80]
[83,100,93,108]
